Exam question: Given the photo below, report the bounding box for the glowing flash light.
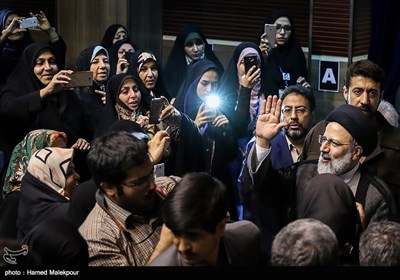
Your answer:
[205,94,220,110]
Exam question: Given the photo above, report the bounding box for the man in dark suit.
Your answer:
[269,85,315,169]
[237,85,315,261]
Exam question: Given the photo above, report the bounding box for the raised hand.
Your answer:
[255,95,288,148]
[31,11,51,31]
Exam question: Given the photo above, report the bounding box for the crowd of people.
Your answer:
[0,7,399,269]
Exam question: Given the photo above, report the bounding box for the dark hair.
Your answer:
[87,131,148,186]
[345,60,385,91]
[359,221,400,266]
[280,85,316,112]
[163,172,228,235]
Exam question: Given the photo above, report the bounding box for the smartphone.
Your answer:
[19,17,39,29]
[244,55,258,73]
[66,71,93,88]
[149,98,163,124]
[264,24,277,48]
[153,163,165,178]
[124,51,135,62]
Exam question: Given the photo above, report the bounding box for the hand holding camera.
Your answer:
[19,17,39,29]
[30,11,51,31]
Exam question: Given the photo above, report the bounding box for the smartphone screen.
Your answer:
[264,24,277,48]
[244,55,258,73]
[66,71,93,88]
[124,51,134,61]
[149,98,163,124]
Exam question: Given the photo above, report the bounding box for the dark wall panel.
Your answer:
[163,0,310,47]
[0,0,56,28]
[163,0,370,57]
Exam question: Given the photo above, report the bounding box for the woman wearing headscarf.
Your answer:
[100,24,131,51]
[75,45,110,137]
[0,42,90,173]
[174,59,238,220]
[0,129,67,239]
[0,9,66,90]
[298,173,362,265]
[259,9,308,97]
[108,38,136,77]
[127,50,171,102]
[163,24,224,98]
[17,147,80,240]
[95,73,152,138]
[218,42,266,217]
[219,41,266,140]
[98,73,203,177]
[2,129,68,198]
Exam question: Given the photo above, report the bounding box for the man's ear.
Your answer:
[352,145,363,160]
[100,182,117,197]
[343,85,349,102]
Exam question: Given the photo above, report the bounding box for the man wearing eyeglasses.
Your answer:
[78,131,179,266]
[240,96,396,263]
[302,60,400,220]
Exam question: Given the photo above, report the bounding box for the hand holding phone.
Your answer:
[263,24,277,49]
[149,98,164,124]
[66,71,93,88]
[19,17,39,29]
[244,55,258,73]
[124,51,135,62]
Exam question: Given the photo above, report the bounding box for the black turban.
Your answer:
[325,104,378,156]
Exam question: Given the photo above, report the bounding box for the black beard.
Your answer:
[285,127,305,140]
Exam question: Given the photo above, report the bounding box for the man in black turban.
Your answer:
[239,95,398,264]
[317,104,377,175]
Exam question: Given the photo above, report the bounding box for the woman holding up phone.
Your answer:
[219,42,266,219]
[174,59,239,220]
[258,9,309,97]
[0,42,90,179]
[0,9,66,90]
[219,42,265,140]
[74,45,110,137]
[108,39,137,77]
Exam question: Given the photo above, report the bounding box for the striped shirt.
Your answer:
[79,175,180,266]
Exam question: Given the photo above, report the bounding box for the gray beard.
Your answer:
[317,151,353,175]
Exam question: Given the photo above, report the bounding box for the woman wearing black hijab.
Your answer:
[174,59,238,220]
[100,24,131,51]
[0,42,90,168]
[75,45,110,137]
[108,38,137,77]
[95,73,150,138]
[0,9,66,90]
[127,50,171,104]
[298,173,362,265]
[163,24,224,98]
[259,9,308,97]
